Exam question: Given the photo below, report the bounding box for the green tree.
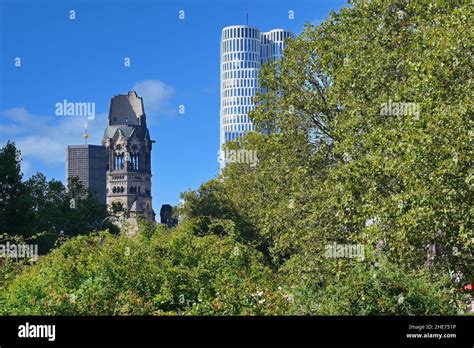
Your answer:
[0,142,33,236]
[180,0,472,313]
[0,142,110,253]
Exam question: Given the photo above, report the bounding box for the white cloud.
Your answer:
[0,80,174,172]
[132,79,174,116]
[16,136,66,164]
[0,107,107,167]
[3,107,37,123]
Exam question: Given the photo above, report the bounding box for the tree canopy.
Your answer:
[0,142,111,253]
[1,0,472,315]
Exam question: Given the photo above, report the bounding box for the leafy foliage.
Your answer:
[0,142,112,253]
[180,0,472,313]
[0,224,289,315]
[1,0,472,315]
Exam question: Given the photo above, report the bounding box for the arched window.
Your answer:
[114,153,125,170]
[130,145,139,171]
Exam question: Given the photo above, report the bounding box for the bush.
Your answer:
[1,223,289,315]
[281,255,467,315]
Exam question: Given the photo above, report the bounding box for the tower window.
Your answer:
[130,152,139,171]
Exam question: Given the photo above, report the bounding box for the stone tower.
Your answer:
[102,91,155,221]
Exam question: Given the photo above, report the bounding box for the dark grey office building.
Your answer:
[66,145,107,204]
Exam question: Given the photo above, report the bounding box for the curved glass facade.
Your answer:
[219,26,294,163]
[261,29,294,63]
[220,25,261,147]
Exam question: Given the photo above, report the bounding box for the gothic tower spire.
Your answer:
[102,91,155,222]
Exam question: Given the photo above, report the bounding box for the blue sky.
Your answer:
[0,0,347,212]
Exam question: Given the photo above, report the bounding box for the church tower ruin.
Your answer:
[102,91,155,221]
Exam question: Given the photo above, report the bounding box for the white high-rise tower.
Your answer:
[219,25,293,167]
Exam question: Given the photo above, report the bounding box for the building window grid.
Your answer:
[221,27,291,149]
